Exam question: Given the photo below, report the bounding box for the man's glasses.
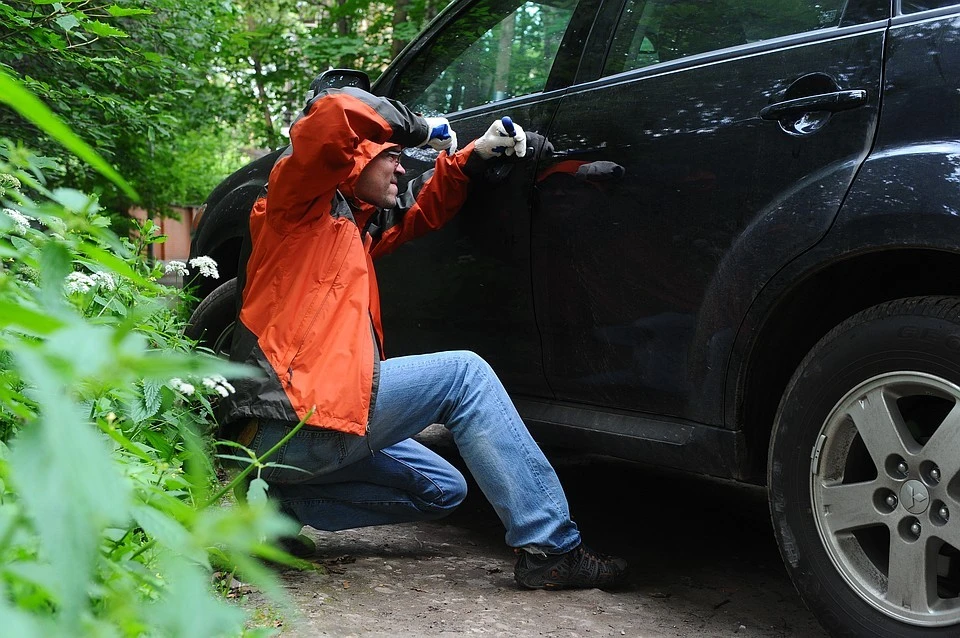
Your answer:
[384,149,403,167]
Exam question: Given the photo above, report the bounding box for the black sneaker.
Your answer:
[514,543,628,590]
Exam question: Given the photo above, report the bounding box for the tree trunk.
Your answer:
[391,0,411,58]
[335,0,353,68]
[493,15,515,102]
[246,16,276,144]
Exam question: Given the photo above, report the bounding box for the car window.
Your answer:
[603,0,850,77]
[393,0,579,115]
[900,1,960,12]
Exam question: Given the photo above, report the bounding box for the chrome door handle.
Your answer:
[759,89,867,120]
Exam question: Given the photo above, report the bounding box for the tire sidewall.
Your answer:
[769,303,960,637]
[185,277,238,354]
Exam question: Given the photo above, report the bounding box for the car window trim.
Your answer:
[543,0,608,91]
[439,85,571,122]
[893,1,960,21]
[573,0,630,85]
[581,19,890,89]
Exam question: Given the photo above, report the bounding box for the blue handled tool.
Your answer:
[493,116,516,154]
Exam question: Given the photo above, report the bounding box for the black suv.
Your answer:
[189,1,960,635]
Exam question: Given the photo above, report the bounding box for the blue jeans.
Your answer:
[247,351,581,553]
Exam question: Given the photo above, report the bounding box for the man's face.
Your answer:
[354,146,405,208]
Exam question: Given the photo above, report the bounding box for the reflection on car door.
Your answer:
[376,0,596,395]
[533,0,888,423]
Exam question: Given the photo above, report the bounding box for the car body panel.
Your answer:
[374,96,563,396]
[525,24,886,426]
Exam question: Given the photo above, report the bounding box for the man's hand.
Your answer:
[421,117,458,154]
[475,117,527,160]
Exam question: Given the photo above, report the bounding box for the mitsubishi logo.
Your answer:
[900,480,930,514]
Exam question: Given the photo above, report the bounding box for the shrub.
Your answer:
[0,141,301,637]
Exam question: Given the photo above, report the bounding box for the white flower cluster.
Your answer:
[0,175,21,197]
[64,270,117,294]
[169,377,195,395]
[169,375,236,398]
[164,256,219,279]
[65,272,94,294]
[189,256,219,279]
[164,260,189,276]
[91,271,116,291]
[202,374,236,397]
[3,208,32,235]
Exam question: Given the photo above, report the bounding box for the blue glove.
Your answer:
[474,116,527,160]
[421,116,458,154]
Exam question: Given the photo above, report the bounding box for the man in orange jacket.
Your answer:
[221,86,627,590]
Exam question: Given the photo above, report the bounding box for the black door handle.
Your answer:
[759,89,867,120]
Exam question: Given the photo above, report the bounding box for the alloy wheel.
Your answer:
[811,371,960,626]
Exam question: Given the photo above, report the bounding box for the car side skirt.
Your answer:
[514,397,748,482]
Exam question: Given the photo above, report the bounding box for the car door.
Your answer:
[533,0,890,423]
[372,0,599,395]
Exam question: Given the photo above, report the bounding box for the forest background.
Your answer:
[0,1,441,636]
[1,0,443,219]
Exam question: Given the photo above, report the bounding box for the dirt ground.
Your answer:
[240,426,829,638]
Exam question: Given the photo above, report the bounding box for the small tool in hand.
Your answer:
[493,116,516,154]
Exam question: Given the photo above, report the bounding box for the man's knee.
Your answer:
[425,467,468,516]
[450,350,495,380]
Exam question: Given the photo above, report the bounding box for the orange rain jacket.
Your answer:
[219,87,485,435]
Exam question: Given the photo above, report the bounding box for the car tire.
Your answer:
[185,277,238,357]
[769,296,960,637]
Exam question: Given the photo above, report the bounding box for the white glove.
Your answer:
[421,116,458,154]
[474,116,526,160]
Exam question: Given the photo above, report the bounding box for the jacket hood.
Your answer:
[339,138,395,205]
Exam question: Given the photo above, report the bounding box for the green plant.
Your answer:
[0,70,303,637]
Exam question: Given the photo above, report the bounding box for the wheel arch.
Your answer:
[731,246,960,483]
[188,149,280,302]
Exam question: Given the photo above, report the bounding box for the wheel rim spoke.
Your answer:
[817,480,884,533]
[886,537,935,614]
[847,386,913,465]
[924,402,960,483]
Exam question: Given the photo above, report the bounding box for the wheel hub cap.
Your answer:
[899,480,929,515]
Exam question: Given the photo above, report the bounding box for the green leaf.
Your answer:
[145,556,245,638]
[142,379,162,416]
[0,70,137,201]
[143,429,174,459]
[96,420,154,463]
[246,477,269,507]
[106,5,153,17]
[0,299,65,336]
[81,19,128,38]
[0,239,26,258]
[9,350,130,623]
[38,241,71,311]
[74,242,150,288]
[131,503,208,566]
[53,13,81,33]
[50,188,96,213]
[0,591,48,638]
[129,379,162,423]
